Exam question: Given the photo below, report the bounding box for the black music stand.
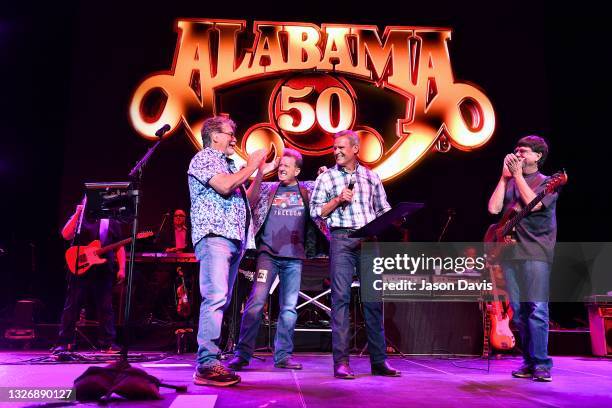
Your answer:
[84,182,135,221]
[81,128,166,361]
[350,202,424,357]
[349,202,424,239]
[84,182,135,355]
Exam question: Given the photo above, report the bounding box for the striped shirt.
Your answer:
[310,163,391,229]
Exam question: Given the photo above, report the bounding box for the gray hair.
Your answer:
[201,116,236,148]
[333,130,360,147]
[282,148,303,168]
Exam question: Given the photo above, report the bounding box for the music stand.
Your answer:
[84,182,134,221]
[350,202,424,357]
[84,182,136,356]
[349,202,424,239]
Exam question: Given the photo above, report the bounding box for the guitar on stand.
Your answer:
[482,263,515,354]
[65,231,153,275]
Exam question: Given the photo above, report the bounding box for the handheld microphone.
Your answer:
[155,124,171,137]
[341,173,355,210]
[347,173,355,190]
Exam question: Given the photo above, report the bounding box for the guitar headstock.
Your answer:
[545,170,568,194]
[137,230,155,239]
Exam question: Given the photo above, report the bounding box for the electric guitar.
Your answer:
[484,263,515,351]
[483,171,568,260]
[65,231,153,275]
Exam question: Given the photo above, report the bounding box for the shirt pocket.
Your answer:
[356,178,372,205]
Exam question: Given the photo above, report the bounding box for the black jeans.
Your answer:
[58,266,116,346]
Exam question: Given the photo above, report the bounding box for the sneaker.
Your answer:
[193,364,241,387]
[532,367,552,382]
[511,365,533,378]
[227,356,249,371]
[274,357,303,370]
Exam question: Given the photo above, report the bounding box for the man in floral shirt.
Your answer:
[188,116,266,387]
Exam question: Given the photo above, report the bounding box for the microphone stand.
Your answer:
[121,126,168,360]
[437,208,455,242]
[154,212,170,246]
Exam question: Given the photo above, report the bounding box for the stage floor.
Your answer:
[0,352,610,407]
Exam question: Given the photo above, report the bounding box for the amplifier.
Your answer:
[586,295,612,356]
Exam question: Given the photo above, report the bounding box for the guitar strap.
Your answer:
[509,174,544,211]
[99,218,109,245]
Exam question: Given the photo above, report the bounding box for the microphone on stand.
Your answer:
[154,211,171,244]
[437,208,456,242]
[155,124,171,138]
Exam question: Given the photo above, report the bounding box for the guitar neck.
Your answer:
[502,189,546,236]
[95,237,134,256]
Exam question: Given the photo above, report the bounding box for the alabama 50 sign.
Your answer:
[129,20,495,181]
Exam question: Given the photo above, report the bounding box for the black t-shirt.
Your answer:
[502,172,558,263]
[72,217,124,272]
[259,183,307,259]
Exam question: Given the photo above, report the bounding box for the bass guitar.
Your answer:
[483,171,568,260]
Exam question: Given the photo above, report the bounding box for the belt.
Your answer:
[330,227,358,232]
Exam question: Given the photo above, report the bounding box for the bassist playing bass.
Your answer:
[487,135,560,382]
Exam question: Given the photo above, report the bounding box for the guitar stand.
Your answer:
[479,299,492,373]
[74,317,99,352]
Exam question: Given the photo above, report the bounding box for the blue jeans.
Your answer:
[330,229,386,365]
[503,260,553,369]
[235,252,302,364]
[195,236,243,366]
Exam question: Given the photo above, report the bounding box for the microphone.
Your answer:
[154,211,171,243]
[341,173,355,209]
[438,208,456,242]
[347,173,355,190]
[155,124,171,137]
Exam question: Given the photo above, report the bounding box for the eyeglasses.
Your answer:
[514,147,535,155]
[217,131,235,138]
[174,214,186,218]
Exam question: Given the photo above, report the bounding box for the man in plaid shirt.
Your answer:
[310,130,400,379]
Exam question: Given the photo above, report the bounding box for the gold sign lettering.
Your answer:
[129,20,495,181]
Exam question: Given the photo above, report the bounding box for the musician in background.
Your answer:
[310,130,400,379]
[158,209,191,253]
[487,135,558,382]
[52,198,125,354]
[148,209,192,322]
